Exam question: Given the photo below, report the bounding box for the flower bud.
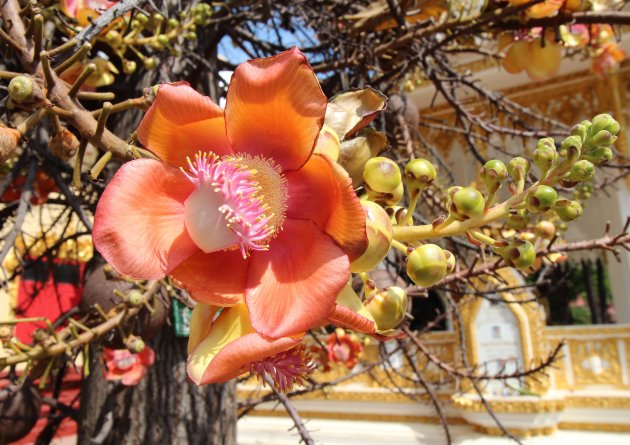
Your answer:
[49,129,79,160]
[8,75,43,104]
[313,124,340,161]
[559,134,582,160]
[571,121,590,143]
[121,60,136,74]
[493,239,536,269]
[590,113,620,137]
[588,130,616,147]
[506,208,530,230]
[157,34,169,46]
[526,185,557,213]
[386,206,408,226]
[350,201,393,273]
[507,157,530,182]
[582,146,613,165]
[566,159,595,182]
[144,57,157,70]
[555,200,583,222]
[533,138,557,174]
[404,158,436,197]
[365,286,408,331]
[481,159,508,192]
[535,220,556,239]
[125,336,145,353]
[136,13,149,24]
[105,30,123,47]
[0,125,21,163]
[126,289,144,307]
[406,244,448,287]
[364,157,402,193]
[449,186,485,221]
[444,250,456,274]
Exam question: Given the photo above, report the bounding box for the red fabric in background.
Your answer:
[14,257,85,343]
[7,256,85,443]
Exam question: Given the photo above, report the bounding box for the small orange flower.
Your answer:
[93,48,367,345]
[326,329,364,369]
[60,0,117,26]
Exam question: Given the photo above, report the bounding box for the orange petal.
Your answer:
[170,250,248,307]
[327,282,376,334]
[225,47,326,171]
[325,158,368,261]
[286,154,367,261]
[93,159,198,279]
[137,82,231,169]
[187,302,299,384]
[245,219,349,338]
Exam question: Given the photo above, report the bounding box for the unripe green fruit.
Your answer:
[450,187,485,221]
[406,244,448,287]
[8,76,34,103]
[506,208,530,230]
[526,185,557,213]
[566,159,595,182]
[404,158,436,197]
[167,18,179,28]
[364,157,402,193]
[493,239,536,269]
[365,286,408,331]
[350,201,393,273]
[507,157,530,182]
[555,200,583,222]
[482,159,507,192]
[590,113,620,137]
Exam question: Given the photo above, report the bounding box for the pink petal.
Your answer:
[225,48,326,171]
[93,159,198,279]
[121,364,147,386]
[245,219,349,338]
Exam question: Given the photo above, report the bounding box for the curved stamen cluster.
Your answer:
[183,152,274,257]
[248,344,316,392]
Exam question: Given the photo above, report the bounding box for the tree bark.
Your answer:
[582,259,601,324]
[78,327,236,445]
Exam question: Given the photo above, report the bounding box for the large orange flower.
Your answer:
[93,48,367,339]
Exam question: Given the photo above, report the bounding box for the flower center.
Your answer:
[182,152,287,258]
[248,344,315,392]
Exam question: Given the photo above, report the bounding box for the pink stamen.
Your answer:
[248,344,316,392]
[182,152,274,257]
